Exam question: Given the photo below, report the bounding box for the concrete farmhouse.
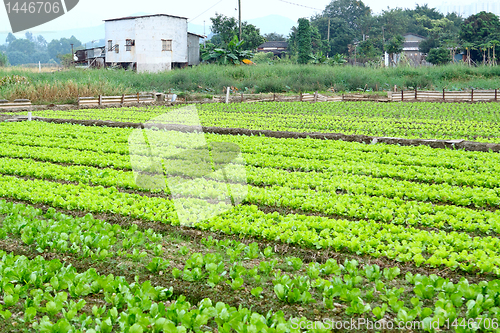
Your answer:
[256,41,288,58]
[103,14,203,72]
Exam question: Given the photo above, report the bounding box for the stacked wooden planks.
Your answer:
[389,89,499,102]
[0,99,32,109]
[78,93,156,106]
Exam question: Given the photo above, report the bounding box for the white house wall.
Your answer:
[134,16,188,65]
[105,20,136,63]
[105,15,189,73]
[136,54,172,72]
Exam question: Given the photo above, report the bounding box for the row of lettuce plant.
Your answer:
[0,201,163,261]
[24,102,500,143]
[0,174,499,274]
[0,251,298,333]
[2,122,499,191]
[1,157,499,234]
[198,206,500,274]
[1,156,498,210]
[3,122,498,174]
[3,119,500,169]
[3,138,499,191]
[2,200,500,332]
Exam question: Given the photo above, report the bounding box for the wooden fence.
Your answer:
[212,93,299,103]
[300,92,343,102]
[78,93,156,107]
[0,99,32,109]
[212,92,345,103]
[389,89,499,102]
[5,90,499,110]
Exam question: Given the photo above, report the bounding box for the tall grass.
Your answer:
[0,69,133,104]
[1,63,500,104]
[0,80,131,104]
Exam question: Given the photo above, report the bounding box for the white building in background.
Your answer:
[104,14,203,73]
[437,0,500,18]
[402,34,427,66]
[385,34,428,67]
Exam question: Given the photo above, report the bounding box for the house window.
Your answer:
[107,40,112,52]
[115,44,119,53]
[126,39,134,51]
[162,39,172,51]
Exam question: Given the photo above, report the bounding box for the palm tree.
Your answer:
[479,43,488,65]
[485,41,492,66]
[490,40,500,66]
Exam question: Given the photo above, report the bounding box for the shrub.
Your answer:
[427,48,452,65]
[0,52,9,67]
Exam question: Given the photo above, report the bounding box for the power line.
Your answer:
[189,0,225,22]
[277,0,322,11]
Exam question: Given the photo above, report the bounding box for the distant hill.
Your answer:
[0,25,104,46]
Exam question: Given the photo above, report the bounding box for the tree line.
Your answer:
[3,0,499,67]
[0,32,82,66]
[204,0,500,65]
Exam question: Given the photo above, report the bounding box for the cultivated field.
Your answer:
[1,101,500,332]
[27,101,500,142]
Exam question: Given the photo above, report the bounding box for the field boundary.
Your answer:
[8,115,500,153]
[209,92,390,103]
[388,89,500,102]
[77,93,156,106]
[3,90,500,110]
[0,99,32,108]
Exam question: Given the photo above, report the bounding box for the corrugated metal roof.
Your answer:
[403,33,426,40]
[257,41,288,48]
[403,41,420,49]
[77,46,105,52]
[105,14,187,22]
[188,32,206,38]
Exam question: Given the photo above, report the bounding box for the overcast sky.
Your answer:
[1,0,445,35]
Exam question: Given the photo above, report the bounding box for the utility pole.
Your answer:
[327,17,330,43]
[71,43,74,67]
[326,17,330,57]
[204,20,206,47]
[238,0,242,41]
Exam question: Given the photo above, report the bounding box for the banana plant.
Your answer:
[310,51,328,64]
[201,36,254,65]
[329,53,347,65]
